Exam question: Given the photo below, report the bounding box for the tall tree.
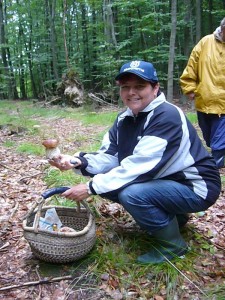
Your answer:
[48,0,59,82]
[103,0,117,46]
[62,0,69,68]
[167,0,177,102]
[81,2,91,87]
[0,0,17,99]
[196,0,202,42]
[16,0,27,98]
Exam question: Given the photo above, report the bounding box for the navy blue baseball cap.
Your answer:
[115,60,158,82]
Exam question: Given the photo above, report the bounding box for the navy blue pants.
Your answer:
[197,111,225,168]
[105,180,217,233]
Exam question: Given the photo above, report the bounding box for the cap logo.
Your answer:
[123,60,145,73]
[130,61,140,68]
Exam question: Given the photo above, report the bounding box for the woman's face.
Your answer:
[119,74,159,115]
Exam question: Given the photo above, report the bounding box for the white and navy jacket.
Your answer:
[76,93,221,202]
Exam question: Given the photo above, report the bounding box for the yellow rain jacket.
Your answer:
[180,27,225,115]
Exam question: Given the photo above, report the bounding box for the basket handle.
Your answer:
[41,186,94,212]
[31,186,92,232]
[41,186,70,199]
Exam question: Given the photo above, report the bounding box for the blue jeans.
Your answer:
[197,111,225,150]
[105,180,214,233]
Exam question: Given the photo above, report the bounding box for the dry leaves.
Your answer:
[0,112,225,300]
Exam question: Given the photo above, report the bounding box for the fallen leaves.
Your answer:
[0,109,225,300]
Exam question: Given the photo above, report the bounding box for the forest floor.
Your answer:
[0,102,225,300]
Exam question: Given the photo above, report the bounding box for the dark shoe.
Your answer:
[176,213,190,228]
[137,218,188,264]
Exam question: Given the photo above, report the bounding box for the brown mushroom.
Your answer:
[42,138,60,159]
[59,226,77,232]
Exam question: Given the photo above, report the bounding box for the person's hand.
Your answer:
[62,184,89,201]
[187,92,195,100]
[49,154,81,171]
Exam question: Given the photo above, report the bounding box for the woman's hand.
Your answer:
[49,154,81,171]
[187,92,195,100]
[62,184,89,201]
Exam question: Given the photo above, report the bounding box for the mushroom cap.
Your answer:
[42,139,59,149]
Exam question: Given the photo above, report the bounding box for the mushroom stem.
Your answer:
[45,147,61,159]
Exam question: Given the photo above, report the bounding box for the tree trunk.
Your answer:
[16,0,27,99]
[208,0,213,33]
[167,0,177,102]
[183,0,193,57]
[49,0,59,82]
[103,0,117,46]
[90,1,98,90]
[81,3,91,86]
[27,22,38,98]
[196,0,202,42]
[137,8,147,53]
[0,0,16,99]
[63,0,69,68]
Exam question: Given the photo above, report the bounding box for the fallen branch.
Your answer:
[0,275,73,291]
[88,93,117,108]
[42,96,61,107]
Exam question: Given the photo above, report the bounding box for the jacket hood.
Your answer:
[214,26,224,42]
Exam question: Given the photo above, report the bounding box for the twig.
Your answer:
[43,96,61,106]
[19,172,43,182]
[166,257,209,298]
[0,162,15,171]
[153,245,209,298]
[0,275,73,291]
[9,201,19,221]
[64,262,96,300]
[35,266,42,300]
[0,201,19,234]
[0,242,10,251]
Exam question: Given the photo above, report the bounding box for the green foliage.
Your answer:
[43,168,84,188]
[71,111,118,126]
[16,142,44,156]
[186,112,198,124]
[1,0,225,101]
[3,140,15,148]
[48,195,76,208]
[221,175,225,187]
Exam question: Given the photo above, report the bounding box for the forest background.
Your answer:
[1,0,225,105]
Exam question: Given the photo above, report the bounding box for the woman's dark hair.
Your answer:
[150,82,161,96]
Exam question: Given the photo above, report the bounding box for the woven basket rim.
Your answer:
[22,204,95,237]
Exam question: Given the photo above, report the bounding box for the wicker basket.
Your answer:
[22,187,96,264]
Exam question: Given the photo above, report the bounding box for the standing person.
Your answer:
[49,60,221,264]
[180,17,225,169]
